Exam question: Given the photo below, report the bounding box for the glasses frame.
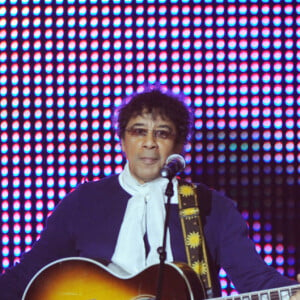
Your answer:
[125,127,176,140]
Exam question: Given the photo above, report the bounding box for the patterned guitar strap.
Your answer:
[178,180,214,298]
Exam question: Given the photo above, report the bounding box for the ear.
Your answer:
[120,138,126,155]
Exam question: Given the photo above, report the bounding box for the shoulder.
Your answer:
[74,174,130,200]
[188,181,238,217]
[189,182,246,237]
[77,174,121,192]
[56,175,125,208]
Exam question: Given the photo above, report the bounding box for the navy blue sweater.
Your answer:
[0,175,295,299]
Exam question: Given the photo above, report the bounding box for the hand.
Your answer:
[290,274,300,300]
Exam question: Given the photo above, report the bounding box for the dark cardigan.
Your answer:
[0,175,295,299]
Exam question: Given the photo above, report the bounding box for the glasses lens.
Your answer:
[126,128,174,139]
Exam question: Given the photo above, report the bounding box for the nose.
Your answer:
[142,131,158,149]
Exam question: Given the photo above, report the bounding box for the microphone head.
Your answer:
[165,154,186,167]
[160,154,186,178]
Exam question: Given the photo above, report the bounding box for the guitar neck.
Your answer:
[212,284,300,300]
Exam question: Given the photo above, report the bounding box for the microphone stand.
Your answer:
[155,177,174,300]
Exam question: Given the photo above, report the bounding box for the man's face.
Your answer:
[121,112,181,184]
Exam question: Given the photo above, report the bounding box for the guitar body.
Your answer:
[22,257,206,300]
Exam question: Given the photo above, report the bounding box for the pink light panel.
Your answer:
[1,1,300,296]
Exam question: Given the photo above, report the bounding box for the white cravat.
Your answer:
[111,163,178,275]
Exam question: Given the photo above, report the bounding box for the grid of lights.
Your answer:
[1,1,300,296]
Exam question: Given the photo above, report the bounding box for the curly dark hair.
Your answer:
[116,88,192,145]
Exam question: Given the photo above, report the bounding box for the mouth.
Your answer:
[140,157,159,165]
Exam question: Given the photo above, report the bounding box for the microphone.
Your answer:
[160,154,186,179]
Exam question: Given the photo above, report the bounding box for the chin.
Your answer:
[140,173,160,183]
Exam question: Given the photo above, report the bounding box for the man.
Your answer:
[0,87,299,299]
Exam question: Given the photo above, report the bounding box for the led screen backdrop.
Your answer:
[0,0,300,296]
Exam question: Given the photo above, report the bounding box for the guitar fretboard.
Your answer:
[211,284,300,300]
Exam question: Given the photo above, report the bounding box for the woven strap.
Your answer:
[178,180,213,296]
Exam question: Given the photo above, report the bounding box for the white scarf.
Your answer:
[111,163,178,275]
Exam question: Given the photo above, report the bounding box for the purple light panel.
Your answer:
[1,1,300,296]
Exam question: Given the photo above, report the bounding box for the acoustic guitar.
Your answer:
[22,256,206,300]
[22,256,300,300]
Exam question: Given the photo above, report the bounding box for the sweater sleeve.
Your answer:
[0,188,80,300]
[213,191,296,293]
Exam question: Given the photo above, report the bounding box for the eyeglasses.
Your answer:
[125,127,176,140]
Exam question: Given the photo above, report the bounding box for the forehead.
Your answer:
[126,112,176,129]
